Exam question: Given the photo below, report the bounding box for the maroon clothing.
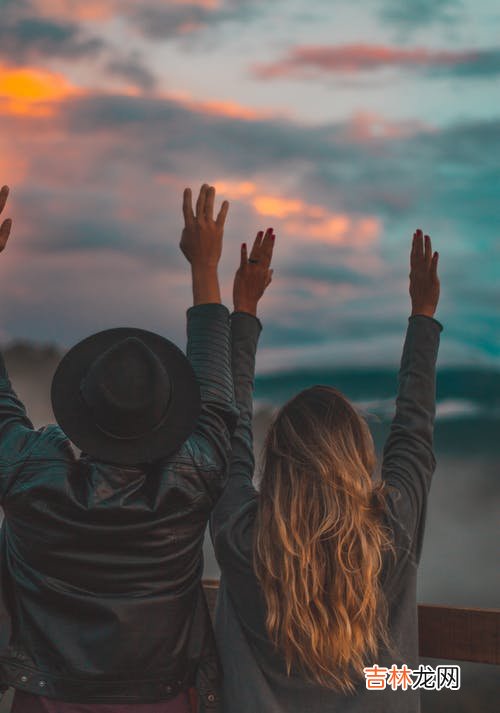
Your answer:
[11,690,192,713]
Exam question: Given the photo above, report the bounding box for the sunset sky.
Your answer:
[1,0,499,371]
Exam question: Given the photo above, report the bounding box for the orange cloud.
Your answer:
[0,66,80,116]
[252,195,304,218]
[213,181,258,199]
[213,180,381,246]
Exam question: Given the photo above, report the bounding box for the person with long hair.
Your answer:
[211,229,441,712]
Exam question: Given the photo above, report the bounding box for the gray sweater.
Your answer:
[211,313,442,713]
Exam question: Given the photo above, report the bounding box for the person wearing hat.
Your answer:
[0,183,240,712]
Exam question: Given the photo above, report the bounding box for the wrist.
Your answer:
[234,302,258,317]
[411,308,436,318]
[191,265,221,306]
[191,263,218,275]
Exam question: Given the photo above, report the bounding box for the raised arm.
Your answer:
[0,185,39,501]
[381,229,442,562]
[180,184,238,495]
[211,229,275,540]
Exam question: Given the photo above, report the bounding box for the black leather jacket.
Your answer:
[0,303,238,709]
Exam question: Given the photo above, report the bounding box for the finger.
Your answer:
[205,185,215,222]
[0,218,12,251]
[249,229,265,260]
[0,185,9,215]
[265,268,274,288]
[414,228,424,261]
[240,242,248,268]
[182,188,195,226]
[430,251,439,280]
[410,231,417,267]
[196,183,209,220]
[215,200,229,229]
[424,234,432,264]
[261,229,275,267]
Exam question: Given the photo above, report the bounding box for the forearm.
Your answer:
[229,311,261,479]
[210,312,260,539]
[382,315,442,503]
[191,265,221,306]
[186,303,237,470]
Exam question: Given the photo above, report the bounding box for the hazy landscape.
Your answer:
[0,342,498,712]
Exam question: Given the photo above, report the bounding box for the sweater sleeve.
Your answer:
[210,312,261,544]
[381,314,442,563]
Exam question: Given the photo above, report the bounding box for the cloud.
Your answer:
[0,4,157,94]
[378,0,463,28]
[163,91,281,121]
[0,80,498,362]
[124,0,259,39]
[8,0,258,41]
[105,55,158,93]
[214,180,381,246]
[253,44,500,80]
[0,14,105,65]
[0,64,81,115]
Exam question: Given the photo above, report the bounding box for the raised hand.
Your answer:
[180,184,229,269]
[0,186,12,253]
[233,228,275,317]
[410,229,440,318]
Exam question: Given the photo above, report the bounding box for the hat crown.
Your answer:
[80,337,171,440]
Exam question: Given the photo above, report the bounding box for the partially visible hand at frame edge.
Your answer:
[233,228,275,317]
[410,228,440,319]
[180,183,229,306]
[0,185,12,254]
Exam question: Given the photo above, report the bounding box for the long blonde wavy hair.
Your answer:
[254,385,393,692]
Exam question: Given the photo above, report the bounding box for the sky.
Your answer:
[0,0,499,372]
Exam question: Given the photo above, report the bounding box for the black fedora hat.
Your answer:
[51,327,201,465]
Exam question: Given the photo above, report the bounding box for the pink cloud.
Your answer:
[253,44,485,78]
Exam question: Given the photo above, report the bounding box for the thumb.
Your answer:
[265,268,274,287]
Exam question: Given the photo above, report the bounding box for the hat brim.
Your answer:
[51,327,201,465]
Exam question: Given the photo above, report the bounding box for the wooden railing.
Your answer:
[202,580,500,666]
